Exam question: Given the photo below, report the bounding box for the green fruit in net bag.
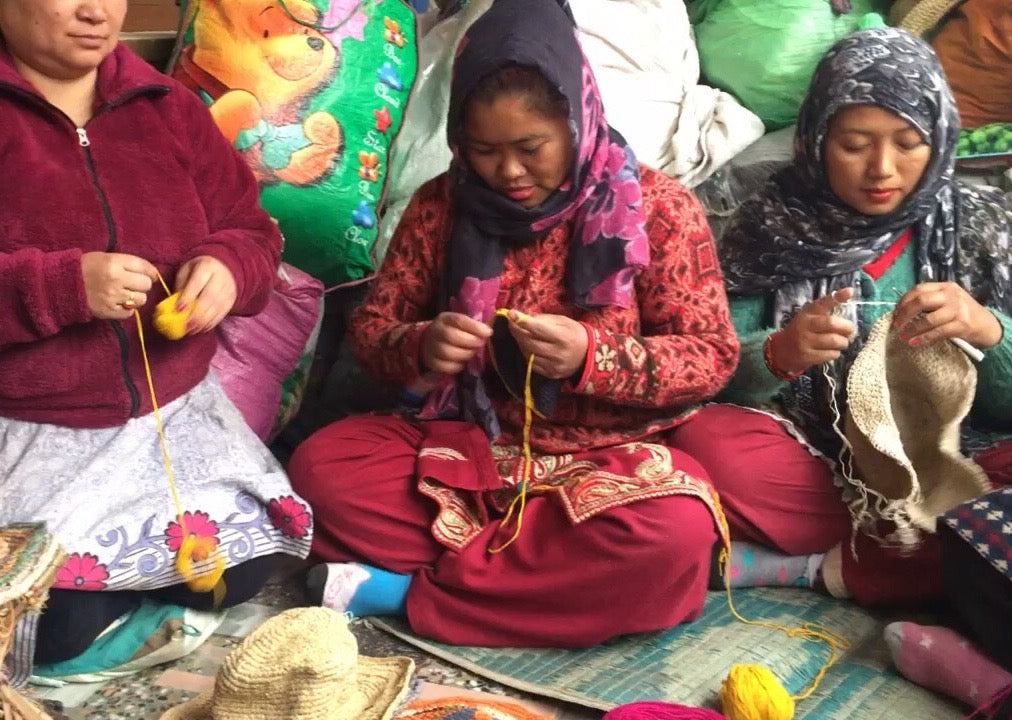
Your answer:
[969,127,990,147]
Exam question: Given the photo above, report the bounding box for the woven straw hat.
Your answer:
[843,313,990,544]
[159,607,414,720]
[1,524,64,720]
[889,0,965,35]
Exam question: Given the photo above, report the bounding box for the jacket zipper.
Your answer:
[2,80,170,419]
[76,125,141,418]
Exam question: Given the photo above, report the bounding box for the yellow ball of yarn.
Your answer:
[720,663,795,720]
[153,293,192,340]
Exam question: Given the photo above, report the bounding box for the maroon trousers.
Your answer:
[670,404,1011,606]
[287,414,717,647]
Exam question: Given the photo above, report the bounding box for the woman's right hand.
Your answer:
[768,287,856,376]
[420,312,492,375]
[81,252,159,320]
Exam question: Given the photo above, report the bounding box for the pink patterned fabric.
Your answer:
[211,263,323,440]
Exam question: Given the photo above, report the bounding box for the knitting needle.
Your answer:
[948,336,985,362]
[843,298,985,362]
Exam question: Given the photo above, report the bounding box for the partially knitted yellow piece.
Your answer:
[153,293,192,340]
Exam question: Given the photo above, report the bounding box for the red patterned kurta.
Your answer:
[349,167,738,545]
[354,166,737,450]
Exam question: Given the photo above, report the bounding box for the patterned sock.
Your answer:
[885,622,1012,706]
[305,563,410,617]
[716,542,823,589]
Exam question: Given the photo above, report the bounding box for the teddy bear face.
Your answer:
[191,0,338,117]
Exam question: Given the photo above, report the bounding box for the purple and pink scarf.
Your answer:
[420,0,649,438]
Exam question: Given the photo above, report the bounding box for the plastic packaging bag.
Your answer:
[691,0,887,129]
[212,263,324,441]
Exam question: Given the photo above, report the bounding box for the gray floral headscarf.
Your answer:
[719,27,1012,452]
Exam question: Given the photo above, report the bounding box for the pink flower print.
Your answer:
[448,276,501,323]
[165,511,220,552]
[579,145,645,246]
[55,552,109,590]
[268,496,312,539]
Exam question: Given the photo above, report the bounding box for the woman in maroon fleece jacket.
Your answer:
[0,0,312,671]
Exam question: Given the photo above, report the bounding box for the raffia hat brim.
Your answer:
[159,655,414,720]
[844,312,990,536]
[889,0,965,35]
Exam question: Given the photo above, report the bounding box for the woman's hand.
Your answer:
[82,252,158,320]
[892,282,1002,349]
[768,287,856,375]
[174,256,238,334]
[507,311,588,379]
[420,312,493,374]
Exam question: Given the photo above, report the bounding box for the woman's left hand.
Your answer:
[892,281,1002,349]
[174,255,238,334]
[507,311,588,379]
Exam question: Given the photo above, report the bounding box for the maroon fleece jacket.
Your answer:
[0,44,281,428]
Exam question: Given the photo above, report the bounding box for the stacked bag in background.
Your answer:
[689,0,889,130]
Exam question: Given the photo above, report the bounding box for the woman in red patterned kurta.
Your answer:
[288,0,738,647]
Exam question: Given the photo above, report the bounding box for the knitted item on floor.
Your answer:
[396,696,553,719]
[0,524,65,720]
[603,700,727,718]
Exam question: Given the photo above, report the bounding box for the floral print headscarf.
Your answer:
[420,0,650,437]
[718,28,1011,453]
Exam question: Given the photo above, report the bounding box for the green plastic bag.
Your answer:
[691,0,887,129]
[171,0,417,287]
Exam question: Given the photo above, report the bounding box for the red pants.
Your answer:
[670,404,1010,606]
[287,414,717,647]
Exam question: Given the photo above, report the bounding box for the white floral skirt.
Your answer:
[0,373,312,592]
[1,373,312,683]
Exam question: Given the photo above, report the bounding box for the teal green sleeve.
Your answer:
[973,309,1012,426]
[718,294,789,406]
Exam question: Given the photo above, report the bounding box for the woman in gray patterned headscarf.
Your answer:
[670,28,1012,608]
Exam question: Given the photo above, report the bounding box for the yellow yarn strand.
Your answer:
[135,272,226,605]
[710,495,848,720]
[488,350,536,554]
[487,309,554,554]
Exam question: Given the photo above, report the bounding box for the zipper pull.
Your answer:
[76,127,90,147]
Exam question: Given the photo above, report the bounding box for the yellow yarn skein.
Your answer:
[709,496,847,720]
[176,534,227,603]
[720,664,795,720]
[153,293,192,340]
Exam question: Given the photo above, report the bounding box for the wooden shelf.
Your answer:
[123,0,181,32]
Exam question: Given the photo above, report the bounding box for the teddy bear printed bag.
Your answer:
[170,0,417,287]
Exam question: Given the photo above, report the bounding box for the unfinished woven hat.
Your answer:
[889,0,965,35]
[1,524,65,720]
[159,607,414,720]
[842,312,991,546]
